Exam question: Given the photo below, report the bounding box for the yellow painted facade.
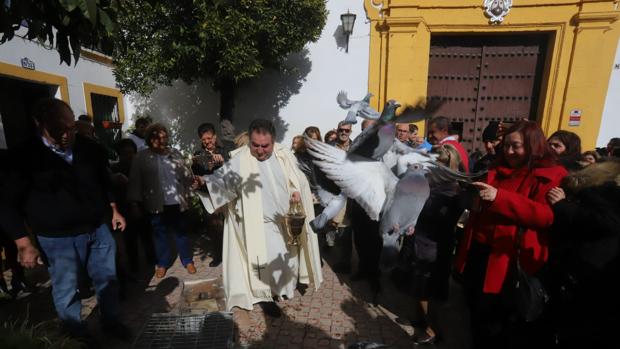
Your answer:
[364,0,620,149]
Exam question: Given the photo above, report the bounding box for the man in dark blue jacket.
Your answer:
[0,98,130,340]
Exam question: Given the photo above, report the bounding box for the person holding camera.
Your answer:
[191,123,232,267]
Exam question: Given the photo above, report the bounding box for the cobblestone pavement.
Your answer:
[1,233,471,349]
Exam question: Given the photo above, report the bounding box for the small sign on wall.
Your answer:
[21,57,35,70]
[569,109,581,127]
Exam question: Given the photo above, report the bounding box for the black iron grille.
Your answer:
[132,312,234,349]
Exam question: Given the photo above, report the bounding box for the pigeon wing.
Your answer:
[357,104,381,120]
[305,137,397,220]
[391,99,443,124]
[348,123,396,160]
[337,91,354,109]
[425,160,487,187]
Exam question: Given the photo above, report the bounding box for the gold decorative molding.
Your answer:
[573,11,619,31]
[382,17,428,34]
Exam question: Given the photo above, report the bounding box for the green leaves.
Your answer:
[59,0,81,12]
[78,0,98,26]
[113,0,327,96]
[0,0,119,65]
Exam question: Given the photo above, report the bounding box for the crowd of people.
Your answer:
[1,97,619,349]
[289,117,620,348]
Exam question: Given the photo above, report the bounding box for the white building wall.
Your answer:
[0,31,120,117]
[598,39,620,147]
[127,0,371,150]
[274,0,370,144]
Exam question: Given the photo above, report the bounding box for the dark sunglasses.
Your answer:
[337,128,351,133]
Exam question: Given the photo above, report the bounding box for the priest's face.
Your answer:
[250,131,274,161]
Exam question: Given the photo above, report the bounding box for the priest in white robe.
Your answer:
[195,119,323,315]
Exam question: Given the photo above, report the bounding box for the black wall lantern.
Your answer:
[340,10,356,53]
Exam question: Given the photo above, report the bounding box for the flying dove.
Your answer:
[337,91,381,124]
[305,135,481,271]
[348,99,442,161]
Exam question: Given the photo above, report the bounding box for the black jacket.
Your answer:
[548,162,620,346]
[0,135,113,239]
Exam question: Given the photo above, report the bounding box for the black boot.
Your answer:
[259,301,282,318]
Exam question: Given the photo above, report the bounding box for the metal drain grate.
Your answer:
[133,312,234,349]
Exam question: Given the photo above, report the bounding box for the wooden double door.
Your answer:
[426,34,549,153]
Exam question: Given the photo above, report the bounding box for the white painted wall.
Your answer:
[275,0,370,145]
[127,0,370,150]
[0,29,121,116]
[598,39,620,147]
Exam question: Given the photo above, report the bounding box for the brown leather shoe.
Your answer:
[155,267,167,278]
[186,263,197,274]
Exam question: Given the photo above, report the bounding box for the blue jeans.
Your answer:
[150,205,193,268]
[37,224,119,334]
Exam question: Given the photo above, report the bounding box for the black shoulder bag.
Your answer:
[509,226,549,322]
[504,173,549,322]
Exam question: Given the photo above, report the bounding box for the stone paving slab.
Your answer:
[2,235,471,349]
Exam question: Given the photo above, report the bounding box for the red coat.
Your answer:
[454,164,567,294]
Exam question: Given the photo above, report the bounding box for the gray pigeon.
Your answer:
[348,99,441,161]
[347,341,390,349]
[379,164,430,270]
[337,91,381,124]
[305,135,481,271]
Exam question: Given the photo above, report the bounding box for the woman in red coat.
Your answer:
[454,121,567,349]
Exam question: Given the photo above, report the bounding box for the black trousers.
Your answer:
[462,241,550,349]
[350,201,381,277]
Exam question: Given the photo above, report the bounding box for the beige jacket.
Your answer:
[127,148,193,214]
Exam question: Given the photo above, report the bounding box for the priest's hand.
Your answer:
[192,175,205,190]
[290,191,301,203]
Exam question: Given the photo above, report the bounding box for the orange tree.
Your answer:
[112,0,327,121]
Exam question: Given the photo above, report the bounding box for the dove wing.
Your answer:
[315,187,337,207]
[337,91,354,109]
[357,104,381,120]
[391,99,443,124]
[305,137,397,220]
[349,123,395,160]
[425,160,487,186]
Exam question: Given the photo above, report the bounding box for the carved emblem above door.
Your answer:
[484,0,513,24]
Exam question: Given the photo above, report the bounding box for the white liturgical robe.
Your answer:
[198,143,323,311]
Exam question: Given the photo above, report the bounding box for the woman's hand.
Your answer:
[547,187,566,205]
[472,182,498,202]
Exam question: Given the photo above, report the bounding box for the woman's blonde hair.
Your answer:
[234,131,249,148]
[434,143,463,171]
